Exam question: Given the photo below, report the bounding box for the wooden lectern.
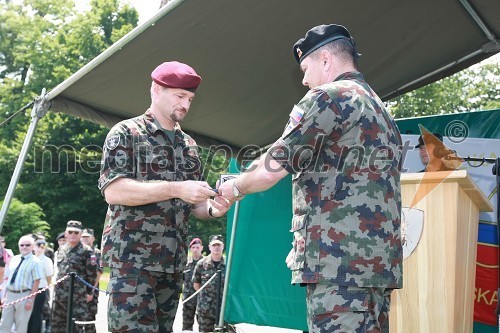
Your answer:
[389,170,493,333]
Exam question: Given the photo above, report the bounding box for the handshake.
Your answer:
[185,174,244,219]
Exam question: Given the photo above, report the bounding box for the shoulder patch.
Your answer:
[106,135,120,150]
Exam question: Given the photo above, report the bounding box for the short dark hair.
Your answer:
[310,39,358,69]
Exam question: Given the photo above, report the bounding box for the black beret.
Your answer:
[416,132,444,148]
[293,24,356,63]
[151,61,202,92]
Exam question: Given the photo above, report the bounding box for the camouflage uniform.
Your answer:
[83,246,102,333]
[270,71,403,332]
[98,109,204,332]
[192,255,226,332]
[51,242,98,333]
[182,255,204,331]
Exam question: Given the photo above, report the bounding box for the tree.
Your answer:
[389,62,500,118]
[0,198,49,253]
[0,0,139,239]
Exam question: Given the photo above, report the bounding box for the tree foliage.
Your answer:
[0,0,138,241]
[0,198,49,253]
[389,62,500,118]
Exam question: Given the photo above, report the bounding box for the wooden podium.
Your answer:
[389,170,493,333]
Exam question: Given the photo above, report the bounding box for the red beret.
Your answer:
[151,61,202,92]
[190,238,202,247]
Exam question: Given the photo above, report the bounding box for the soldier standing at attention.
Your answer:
[192,235,226,333]
[51,221,98,333]
[80,228,101,333]
[98,61,231,333]
[182,237,204,331]
[219,24,403,333]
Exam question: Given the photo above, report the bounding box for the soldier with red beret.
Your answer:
[98,61,232,332]
[182,237,204,331]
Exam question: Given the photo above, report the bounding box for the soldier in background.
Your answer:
[193,235,226,332]
[80,228,101,333]
[182,237,204,331]
[218,24,403,333]
[51,221,97,333]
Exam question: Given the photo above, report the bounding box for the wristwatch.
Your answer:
[232,181,245,198]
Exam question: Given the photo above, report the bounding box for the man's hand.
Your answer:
[217,178,240,202]
[178,181,219,204]
[208,195,233,218]
[25,299,34,311]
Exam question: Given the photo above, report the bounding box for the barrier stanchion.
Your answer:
[67,272,76,333]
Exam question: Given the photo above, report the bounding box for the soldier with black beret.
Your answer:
[98,61,232,332]
[219,24,403,332]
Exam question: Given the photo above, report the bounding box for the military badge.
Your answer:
[106,135,120,150]
[90,254,97,266]
[296,47,303,59]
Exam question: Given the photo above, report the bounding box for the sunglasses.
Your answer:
[67,230,80,235]
[19,244,33,247]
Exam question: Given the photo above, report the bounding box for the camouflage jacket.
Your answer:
[192,255,226,317]
[182,256,204,306]
[55,242,98,295]
[98,109,204,273]
[270,71,403,288]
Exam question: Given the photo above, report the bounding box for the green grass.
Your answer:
[99,267,110,291]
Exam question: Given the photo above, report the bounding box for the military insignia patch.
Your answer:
[90,254,97,266]
[296,47,303,59]
[106,135,120,150]
[283,104,305,136]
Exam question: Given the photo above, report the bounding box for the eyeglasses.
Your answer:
[19,244,33,247]
[67,230,80,235]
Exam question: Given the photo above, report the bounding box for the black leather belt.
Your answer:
[8,289,30,293]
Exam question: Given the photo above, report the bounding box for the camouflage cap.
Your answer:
[82,228,94,237]
[66,220,82,232]
[209,234,224,245]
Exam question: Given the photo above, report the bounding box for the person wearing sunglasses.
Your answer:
[0,235,43,333]
[51,221,98,333]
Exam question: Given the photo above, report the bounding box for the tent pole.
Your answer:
[216,200,240,331]
[0,89,50,233]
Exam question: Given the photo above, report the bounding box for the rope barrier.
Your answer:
[74,273,109,295]
[1,274,70,309]
[181,272,218,305]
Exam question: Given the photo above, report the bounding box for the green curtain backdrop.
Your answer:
[224,109,500,331]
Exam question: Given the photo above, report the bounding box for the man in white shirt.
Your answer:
[0,235,43,333]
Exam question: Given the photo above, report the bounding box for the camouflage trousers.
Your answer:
[107,267,181,333]
[81,289,99,333]
[51,290,90,333]
[196,312,216,333]
[306,284,393,333]
[182,296,198,331]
